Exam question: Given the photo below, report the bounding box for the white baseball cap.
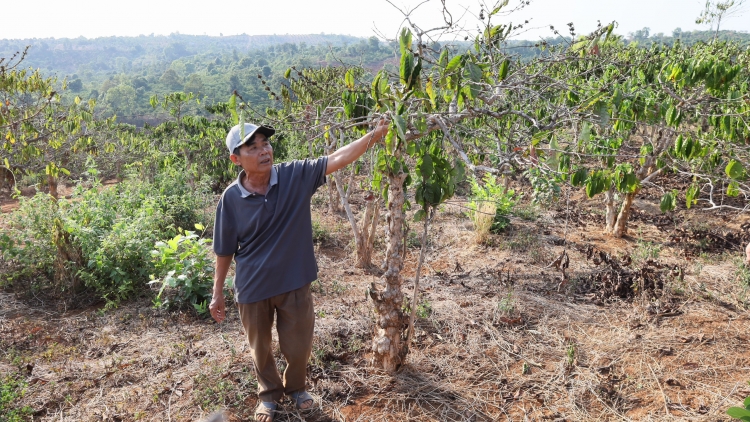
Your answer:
[225,123,275,154]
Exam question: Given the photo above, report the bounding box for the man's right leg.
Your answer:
[238,301,284,404]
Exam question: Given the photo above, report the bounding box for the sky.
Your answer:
[1,0,748,41]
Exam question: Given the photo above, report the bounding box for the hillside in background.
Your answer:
[1,29,748,126]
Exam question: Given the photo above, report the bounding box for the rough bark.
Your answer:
[325,131,340,213]
[331,166,379,268]
[604,188,617,234]
[612,192,636,238]
[47,174,59,200]
[356,196,380,268]
[406,208,432,352]
[369,170,408,373]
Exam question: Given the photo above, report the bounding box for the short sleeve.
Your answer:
[213,192,238,256]
[300,156,328,197]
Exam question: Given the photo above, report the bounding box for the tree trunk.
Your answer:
[331,130,379,267]
[406,208,432,352]
[48,174,59,200]
[327,178,340,213]
[357,196,380,268]
[369,170,408,373]
[611,192,636,238]
[331,165,380,268]
[325,130,340,213]
[604,188,617,234]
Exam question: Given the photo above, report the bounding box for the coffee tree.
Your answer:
[539,37,750,236]
[272,6,603,370]
[1,49,117,198]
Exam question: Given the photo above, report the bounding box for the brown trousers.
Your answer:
[237,284,315,403]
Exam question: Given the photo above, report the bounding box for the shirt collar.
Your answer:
[236,166,278,198]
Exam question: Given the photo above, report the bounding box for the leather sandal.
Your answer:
[254,401,276,422]
[289,390,317,411]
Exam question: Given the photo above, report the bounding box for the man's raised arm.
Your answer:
[325,119,389,176]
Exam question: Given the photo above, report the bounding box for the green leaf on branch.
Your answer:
[445,55,463,75]
[666,105,680,127]
[344,68,355,89]
[400,52,414,86]
[585,171,608,198]
[393,115,407,141]
[399,28,412,55]
[660,190,677,213]
[685,184,699,209]
[727,181,740,197]
[674,134,684,158]
[413,209,427,222]
[571,168,588,187]
[727,407,750,420]
[418,153,433,179]
[409,57,422,90]
[438,49,449,68]
[490,0,509,15]
[466,62,483,83]
[499,58,510,80]
[426,78,437,109]
[726,160,745,180]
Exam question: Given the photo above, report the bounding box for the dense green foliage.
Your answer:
[0,169,212,303]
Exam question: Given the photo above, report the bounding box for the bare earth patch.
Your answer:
[2,190,750,421]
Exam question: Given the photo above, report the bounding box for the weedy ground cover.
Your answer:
[0,374,33,422]
[0,168,213,308]
[2,184,749,421]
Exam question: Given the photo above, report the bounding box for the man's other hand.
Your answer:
[210,293,226,323]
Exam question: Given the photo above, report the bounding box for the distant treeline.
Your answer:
[1,29,747,126]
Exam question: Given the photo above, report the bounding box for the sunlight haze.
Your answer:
[2,0,748,41]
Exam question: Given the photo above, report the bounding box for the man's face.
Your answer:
[230,133,274,173]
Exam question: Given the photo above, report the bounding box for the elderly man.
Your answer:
[209,120,387,421]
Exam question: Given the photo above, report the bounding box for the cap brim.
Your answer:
[239,126,276,146]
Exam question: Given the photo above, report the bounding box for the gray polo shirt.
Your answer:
[213,157,328,304]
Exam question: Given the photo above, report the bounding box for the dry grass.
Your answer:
[470,202,496,245]
[2,189,750,421]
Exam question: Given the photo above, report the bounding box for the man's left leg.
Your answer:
[275,284,315,404]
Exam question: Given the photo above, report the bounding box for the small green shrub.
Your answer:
[632,239,662,265]
[497,291,516,314]
[0,375,33,422]
[149,225,215,314]
[0,194,59,286]
[467,174,518,237]
[312,219,329,243]
[416,300,432,319]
